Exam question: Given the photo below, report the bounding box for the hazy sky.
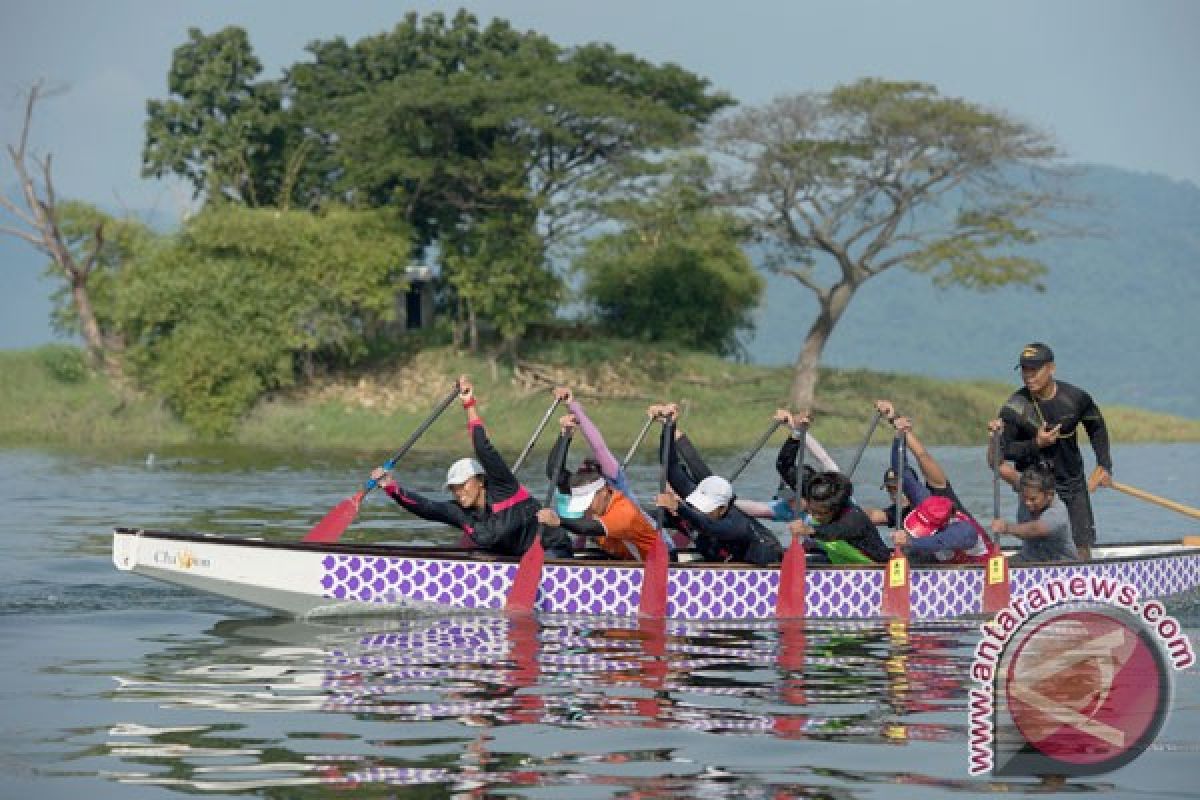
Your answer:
[2,0,1198,344]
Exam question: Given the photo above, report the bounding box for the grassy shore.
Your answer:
[2,342,1198,460]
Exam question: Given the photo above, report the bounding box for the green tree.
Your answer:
[576,158,762,356]
[288,11,729,231]
[712,79,1077,410]
[441,209,559,356]
[284,10,731,349]
[145,13,731,359]
[46,201,153,347]
[115,206,414,435]
[143,27,300,207]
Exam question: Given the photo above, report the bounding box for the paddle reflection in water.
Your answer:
[104,613,1031,795]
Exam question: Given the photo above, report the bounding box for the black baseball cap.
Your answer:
[1016,342,1054,369]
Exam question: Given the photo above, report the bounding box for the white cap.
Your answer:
[565,477,607,514]
[444,457,484,487]
[686,475,733,513]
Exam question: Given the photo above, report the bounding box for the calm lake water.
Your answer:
[2,442,1198,799]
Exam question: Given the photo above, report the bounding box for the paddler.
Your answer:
[372,375,573,559]
[535,387,666,560]
[651,403,784,565]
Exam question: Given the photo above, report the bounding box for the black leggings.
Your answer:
[1060,487,1097,548]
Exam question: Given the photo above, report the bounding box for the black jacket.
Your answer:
[386,420,572,557]
[662,427,783,566]
[1000,380,1112,493]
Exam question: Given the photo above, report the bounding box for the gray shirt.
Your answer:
[1013,495,1078,563]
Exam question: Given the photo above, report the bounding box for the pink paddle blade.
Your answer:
[506,536,545,612]
[880,549,911,619]
[302,492,364,543]
[981,553,1011,613]
[638,537,669,618]
[776,533,807,618]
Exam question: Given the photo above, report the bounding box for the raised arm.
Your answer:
[545,417,575,492]
[893,415,948,490]
[458,375,525,502]
[805,432,840,472]
[562,388,621,480]
[658,414,698,498]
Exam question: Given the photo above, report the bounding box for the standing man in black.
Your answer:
[998,342,1112,560]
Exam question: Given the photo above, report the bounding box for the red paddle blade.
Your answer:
[981,553,1011,613]
[776,534,807,618]
[506,535,545,612]
[880,550,911,619]
[639,538,669,618]
[302,491,365,543]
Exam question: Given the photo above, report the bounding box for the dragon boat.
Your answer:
[112,527,1200,620]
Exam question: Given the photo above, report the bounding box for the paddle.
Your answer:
[621,414,656,471]
[730,419,784,481]
[845,410,883,478]
[777,421,809,618]
[1089,465,1200,521]
[639,414,671,617]
[982,429,1011,613]
[506,408,571,612]
[880,432,911,619]
[302,384,461,543]
[511,397,563,474]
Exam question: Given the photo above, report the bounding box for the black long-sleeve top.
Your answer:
[661,426,782,565]
[385,418,571,557]
[999,380,1112,493]
[811,506,892,563]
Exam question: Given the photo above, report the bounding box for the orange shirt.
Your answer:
[596,490,660,561]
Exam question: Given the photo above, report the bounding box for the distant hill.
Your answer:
[743,166,1200,419]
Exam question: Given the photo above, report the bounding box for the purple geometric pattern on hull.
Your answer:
[317,552,1200,620]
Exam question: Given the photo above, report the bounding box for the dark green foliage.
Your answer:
[576,159,762,356]
[114,206,414,436]
[121,10,724,431]
[143,27,298,207]
[279,11,731,348]
[441,211,561,351]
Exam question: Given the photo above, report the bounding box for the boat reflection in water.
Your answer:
[106,612,1043,795]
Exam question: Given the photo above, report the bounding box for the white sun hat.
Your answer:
[686,475,733,513]
[444,458,485,488]
[565,477,607,515]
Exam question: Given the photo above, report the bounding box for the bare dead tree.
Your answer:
[1,80,117,374]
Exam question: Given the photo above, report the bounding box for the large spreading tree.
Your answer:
[711,79,1077,410]
[282,10,732,350]
[145,12,731,354]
